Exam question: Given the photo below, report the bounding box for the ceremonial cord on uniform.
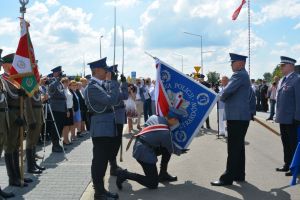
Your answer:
[2,79,18,99]
[85,83,108,114]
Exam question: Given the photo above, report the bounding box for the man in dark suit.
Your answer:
[211,53,252,186]
[275,56,300,176]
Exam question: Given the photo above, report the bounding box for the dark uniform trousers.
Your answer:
[49,111,65,146]
[92,137,116,192]
[127,147,171,189]
[111,124,123,160]
[220,120,249,182]
[279,123,298,167]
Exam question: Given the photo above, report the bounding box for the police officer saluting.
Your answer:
[116,107,188,190]
[211,53,251,186]
[0,50,15,199]
[275,56,300,176]
[48,66,67,153]
[84,57,119,200]
[107,65,129,176]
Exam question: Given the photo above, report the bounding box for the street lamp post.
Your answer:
[183,32,204,74]
[100,35,103,58]
[173,53,184,72]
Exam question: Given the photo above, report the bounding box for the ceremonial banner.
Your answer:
[155,59,218,149]
[9,18,40,96]
[290,127,300,186]
[232,0,246,20]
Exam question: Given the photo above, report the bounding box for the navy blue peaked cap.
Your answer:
[88,57,108,70]
[51,66,62,73]
[108,64,119,73]
[230,53,248,62]
[280,56,296,65]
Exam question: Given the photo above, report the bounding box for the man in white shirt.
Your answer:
[218,76,229,137]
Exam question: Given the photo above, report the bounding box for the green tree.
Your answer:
[272,64,283,79]
[206,71,220,85]
[74,74,81,82]
[263,72,272,83]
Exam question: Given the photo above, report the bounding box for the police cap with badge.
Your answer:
[88,57,109,71]
[280,56,296,65]
[229,53,248,62]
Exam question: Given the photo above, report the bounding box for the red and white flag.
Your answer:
[9,18,40,96]
[232,0,246,20]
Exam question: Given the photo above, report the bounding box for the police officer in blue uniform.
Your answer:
[116,108,188,190]
[211,53,252,186]
[107,65,129,176]
[84,57,119,200]
[48,66,67,153]
[275,56,300,176]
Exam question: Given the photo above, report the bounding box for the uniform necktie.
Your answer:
[281,77,287,85]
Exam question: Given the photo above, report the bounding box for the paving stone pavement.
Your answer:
[0,132,92,200]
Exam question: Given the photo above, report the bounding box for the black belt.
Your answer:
[0,108,8,112]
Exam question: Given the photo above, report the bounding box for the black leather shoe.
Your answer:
[276,166,289,172]
[285,171,293,176]
[211,180,232,186]
[105,190,119,199]
[24,178,33,183]
[52,145,63,153]
[234,177,245,182]
[9,180,28,187]
[35,163,46,171]
[158,172,177,182]
[116,170,127,190]
[0,189,15,198]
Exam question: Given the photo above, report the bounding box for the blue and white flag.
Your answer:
[154,58,218,149]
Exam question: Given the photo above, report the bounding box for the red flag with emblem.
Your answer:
[9,18,40,97]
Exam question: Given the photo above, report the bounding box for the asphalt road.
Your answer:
[81,109,300,200]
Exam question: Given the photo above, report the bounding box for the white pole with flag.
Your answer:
[248,0,251,77]
[113,0,117,65]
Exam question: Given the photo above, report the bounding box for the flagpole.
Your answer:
[122,26,124,74]
[248,0,251,77]
[19,0,29,188]
[113,0,117,65]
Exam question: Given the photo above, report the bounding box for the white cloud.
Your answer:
[140,0,160,29]
[105,0,140,7]
[46,0,60,6]
[293,23,300,29]
[253,0,300,24]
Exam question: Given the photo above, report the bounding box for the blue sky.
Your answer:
[1,0,300,79]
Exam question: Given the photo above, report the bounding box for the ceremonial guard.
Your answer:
[48,66,67,153]
[116,108,188,190]
[1,53,33,187]
[25,90,46,174]
[275,56,300,176]
[0,50,15,199]
[211,53,251,186]
[107,65,129,176]
[84,57,120,200]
